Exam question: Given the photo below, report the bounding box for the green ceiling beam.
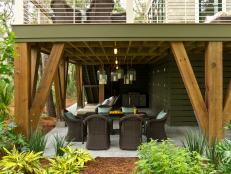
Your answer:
[12,24,231,42]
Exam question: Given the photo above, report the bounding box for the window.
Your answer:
[199,0,223,22]
[148,0,166,23]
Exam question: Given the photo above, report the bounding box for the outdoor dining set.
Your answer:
[64,106,168,150]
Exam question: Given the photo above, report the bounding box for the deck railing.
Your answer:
[13,0,231,24]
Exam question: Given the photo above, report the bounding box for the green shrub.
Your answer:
[135,140,214,174]
[0,121,27,154]
[52,134,71,156]
[0,146,44,174]
[182,130,206,156]
[0,81,13,122]
[28,131,47,153]
[47,146,93,174]
[216,139,231,174]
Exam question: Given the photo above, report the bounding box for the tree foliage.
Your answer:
[0,0,14,83]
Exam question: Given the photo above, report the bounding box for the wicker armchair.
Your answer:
[84,114,110,150]
[64,111,83,142]
[119,115,143,150]
[146,113,168,142]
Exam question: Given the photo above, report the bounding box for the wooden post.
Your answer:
[59,59,67,109]
[31,46,40,100]
[30,43,65,131]
[171,42,208,135]
[99,66,105,103]
[76,64,83,108]
[14,43,31,137]
[54,69,63,120]
[224,81,231,124]
[205,42,224,141]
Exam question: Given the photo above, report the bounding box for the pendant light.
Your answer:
[116,66,124,79]
[111,70,118,81]
[97,68,107,84]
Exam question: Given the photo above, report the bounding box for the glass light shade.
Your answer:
[114,48,118,54]
[111,71,118,81]
[128,68,136,81]
[124,74,130,84]
[97,69,107,84]
[116,67,124,79]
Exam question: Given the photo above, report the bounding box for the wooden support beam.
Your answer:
[14,43,31,137]
[224,81,231,125]
[31,46,40,100]
[98,66,104,103]
[171,42,208,134]
[30,43,65,131]
[84,42,103,64]
[205,42,224,141]
[76,64,83,108]
[58,58,68,109]
[54,70,63,120]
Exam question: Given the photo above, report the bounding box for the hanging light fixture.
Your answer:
[111,70,118,82]
[124,74,130,84]
[116,66,124,79]
[115,58,118,65]
[127,55,136,82]
[128,68,136,81]
[97,68,107,84]
[114,48,118,55]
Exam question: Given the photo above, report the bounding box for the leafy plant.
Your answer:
[52,134,71,156]
[47,146,93,174]
[182,130,207,155]
[0,121,27,154]
[135,140,214,174]
[205,139,221,169]
[0,146,44,174]
[0,81,13,122]
[216,139,231,174]
[28,131,47,153]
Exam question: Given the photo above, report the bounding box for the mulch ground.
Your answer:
[81,157,138,174]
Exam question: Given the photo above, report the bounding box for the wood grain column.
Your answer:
[98,67,105,103]
[14,43,31,137]
[205,42,224,141]
[76,64,83,108]
[171,42,208,135]
[30,43,65,131]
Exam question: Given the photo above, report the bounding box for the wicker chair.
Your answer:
[146,113,168,142]
[84,114,110,150]
[64,111,83,142]
[119,115,143,150]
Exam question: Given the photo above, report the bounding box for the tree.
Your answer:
[0,0,14,83]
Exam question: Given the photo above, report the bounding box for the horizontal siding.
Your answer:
[168,52,231,126]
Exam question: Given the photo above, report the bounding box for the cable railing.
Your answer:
[14,0,231,24]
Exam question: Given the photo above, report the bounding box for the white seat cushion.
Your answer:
[156,110,167,120]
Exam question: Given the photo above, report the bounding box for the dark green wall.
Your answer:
[148,58,170,117]
[148,52,231,126]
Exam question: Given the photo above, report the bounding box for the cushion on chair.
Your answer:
[98,105,112,114]
[156,110,167,120]
[102,99,110,105]
[122,107,134,114]
[108,96,115,106]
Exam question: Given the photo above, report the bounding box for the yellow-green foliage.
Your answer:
[135,140,215,174]
[0,147,44,174]
[47,146,93,174]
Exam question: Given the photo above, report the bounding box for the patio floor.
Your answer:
[44,124,200,158]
